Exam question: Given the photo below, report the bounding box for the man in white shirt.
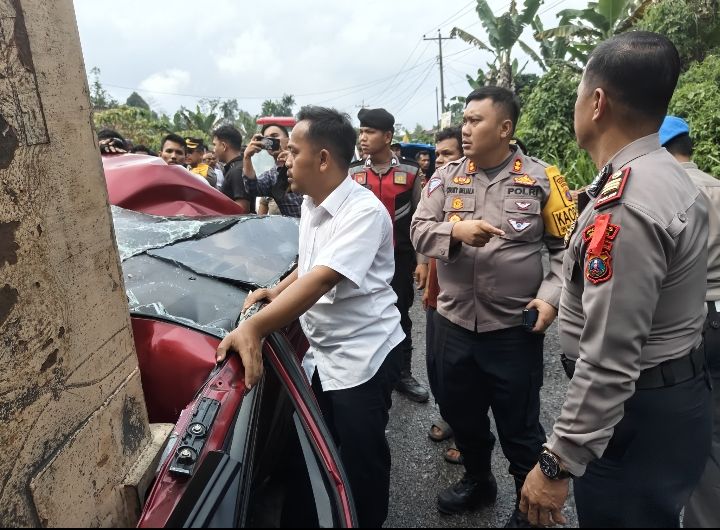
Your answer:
[216,106,404,528]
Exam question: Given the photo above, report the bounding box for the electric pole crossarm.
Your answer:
[423,29,455,113]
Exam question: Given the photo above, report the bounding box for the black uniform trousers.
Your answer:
[683,302,720,528]
[311,345,402,529]
[391,248,416,375]
[434,313,545,480]
[573,368,712,527]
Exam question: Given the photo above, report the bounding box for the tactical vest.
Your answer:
[349,158,418,252]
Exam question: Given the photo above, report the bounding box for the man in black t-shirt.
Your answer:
[212,125,253,212]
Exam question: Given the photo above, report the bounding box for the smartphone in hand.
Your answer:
[523,308,539,331]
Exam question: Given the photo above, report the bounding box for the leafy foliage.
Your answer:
[125,91,150,110]
[260,94,296,117]
[636,0,720,70]
[515,65,596,188]
[89,67,118,110]
[669,54,720,175]
[452,0,542,89]
[94,106,172,147]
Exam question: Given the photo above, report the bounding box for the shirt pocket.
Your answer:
[443,196,475,222]
[501,198,543,242]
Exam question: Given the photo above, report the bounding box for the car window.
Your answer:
[243,362,340,528]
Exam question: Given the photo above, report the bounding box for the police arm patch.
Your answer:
[542,166,578,238]
[584,213,619,285]
[427,177,443,196]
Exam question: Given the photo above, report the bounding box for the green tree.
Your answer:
[637,0,720,70]
[125,91,150,110]
[515,65,596,188]
[93,106,171,147]
[536,0,655,63]
[669,54,720,175]
[89,67,118,110]
[260,94,296,116]
[451,0,542,90]
[173,104,219,134]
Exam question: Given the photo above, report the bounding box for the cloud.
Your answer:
[139,69,191,95]
[215,26,282,80]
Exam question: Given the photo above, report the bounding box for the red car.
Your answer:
[104,154,357,527]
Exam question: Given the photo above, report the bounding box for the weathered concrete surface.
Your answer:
[0,0,153,526]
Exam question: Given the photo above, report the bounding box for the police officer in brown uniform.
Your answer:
[520,32,712,528]
[411,86,576,526]
[660,115,720,529]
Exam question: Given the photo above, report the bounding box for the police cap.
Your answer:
[358,108,395,132]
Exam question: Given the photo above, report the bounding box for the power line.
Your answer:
[423,0,477,35]
[395,61,437,114]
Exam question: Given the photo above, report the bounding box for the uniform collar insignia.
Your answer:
[511,158,523,174]
[467,160,478,174]
[587,163,613,198]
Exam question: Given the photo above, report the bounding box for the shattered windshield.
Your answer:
[112,207,299,337]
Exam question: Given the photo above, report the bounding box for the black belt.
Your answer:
[561,341,706,390]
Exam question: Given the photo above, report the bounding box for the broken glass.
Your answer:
[112,206,299,338]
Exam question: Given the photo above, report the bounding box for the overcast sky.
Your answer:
[73,0,584,131]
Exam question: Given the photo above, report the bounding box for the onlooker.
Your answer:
[415,150,431,181]
[660,115,720,529]
[185,137,217,188]
[130,144,156,156]
[203,151,224,189]
[242,123,303,218]
[97,128,128,154]
[159,133,186,166]
[212,125,252,212]
[391,142,403,159]
[423,126,464,466]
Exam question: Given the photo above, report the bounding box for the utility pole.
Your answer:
[423,29,455,113]
[435,87,440,130]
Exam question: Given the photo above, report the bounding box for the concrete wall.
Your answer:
[0,0,156,525]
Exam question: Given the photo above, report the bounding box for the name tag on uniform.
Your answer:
[394,172,407,185]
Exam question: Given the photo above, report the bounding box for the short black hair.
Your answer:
[97,128,124,142]
[261,123,289,138]
[212,125,243,151]
[665,133,693,158]
[415,151,431,161]
[296,106,357,169]
[465,86,521,134]
[130,144,152,154]
[435,126,462,150]
[161,133,186,152]
[584,31,681,125]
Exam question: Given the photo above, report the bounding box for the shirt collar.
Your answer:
[309,177,354,218]
[365,153,400,173]
[680,161,698,170]
[608,133,662,172]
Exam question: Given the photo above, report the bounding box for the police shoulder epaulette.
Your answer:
[530,156,551,168]
[349,159,365,169]
[594,167,631,210]
[348,162,366,174]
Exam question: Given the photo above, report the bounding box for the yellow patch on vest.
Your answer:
[542,165,578,238]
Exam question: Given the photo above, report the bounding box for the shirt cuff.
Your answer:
[544,434,595,478]
[438,222,462,262]
[536,281,561,309]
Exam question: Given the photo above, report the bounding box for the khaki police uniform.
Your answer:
[548,134,712,527]
[411,147,574,488]
[683,161,720,529]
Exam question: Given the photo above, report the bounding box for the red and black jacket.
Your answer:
[349,156,419,253]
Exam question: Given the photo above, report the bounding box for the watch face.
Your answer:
[539,452,560,479]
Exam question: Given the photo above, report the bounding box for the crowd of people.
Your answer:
[101,31,718,529]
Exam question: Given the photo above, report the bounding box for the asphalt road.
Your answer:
[385,297,579,528]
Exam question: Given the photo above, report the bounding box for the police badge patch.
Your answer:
[452,198,464,210]
[514,175,536,186]
[509,219,531,232]
[586,254,612,284]
[354,172,367,185]
[394,171,408,185]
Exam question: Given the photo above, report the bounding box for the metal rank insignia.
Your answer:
[467,161,477,173]
[513,158,523,173]
[452,197,464,209]
[449,214,462,222]
[514,175,536,186]
[393,171,408,185]
[453,176,472,185]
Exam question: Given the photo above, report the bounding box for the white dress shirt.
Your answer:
[299,176,404,391]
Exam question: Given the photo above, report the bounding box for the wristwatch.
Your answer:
[539,450,572,480]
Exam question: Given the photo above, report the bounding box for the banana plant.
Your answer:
[451,0,542,90]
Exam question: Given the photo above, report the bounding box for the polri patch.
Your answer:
[427,177,442,196]
[394,171,408,185]
[585,253,613,284]
[514,175,536,186]
[594,167,630,209]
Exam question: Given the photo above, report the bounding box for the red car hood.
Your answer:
[103,154,246,216]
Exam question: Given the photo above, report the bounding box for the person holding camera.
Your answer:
[242,123,303,218]
[410,86,573,526]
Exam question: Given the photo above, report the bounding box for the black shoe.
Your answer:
[437,472,497,515]
[504,508,537,528]
[395,375,429,403]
